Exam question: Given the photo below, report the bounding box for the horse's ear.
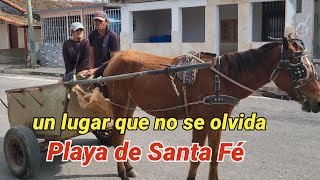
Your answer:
[283,37,289,50]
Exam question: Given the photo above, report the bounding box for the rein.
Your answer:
[91,38,317,112]
[190,55,257,93]
[187,39,318,104]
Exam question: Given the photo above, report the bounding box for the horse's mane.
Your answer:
[222,42,280,80]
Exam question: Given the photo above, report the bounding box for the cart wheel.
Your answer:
[93,130,113,146]
[4,125,40,179]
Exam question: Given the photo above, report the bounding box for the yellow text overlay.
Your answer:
[33,113,266,134]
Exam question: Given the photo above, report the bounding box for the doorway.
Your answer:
[9,24,18,49]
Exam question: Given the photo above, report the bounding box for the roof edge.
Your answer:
[34,3,120,14]
[1,0,27,13]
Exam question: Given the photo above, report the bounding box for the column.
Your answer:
[285,0,296,37]
[171,7,182,54]
[238,2,252,52]
[120,5,132,50]
[294,0,314,57]
[205,5,216,54]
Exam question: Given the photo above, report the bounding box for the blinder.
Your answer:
[270,37,318,103]
[288,61,308,82]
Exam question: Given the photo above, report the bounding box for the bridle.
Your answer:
[270,38,318,103]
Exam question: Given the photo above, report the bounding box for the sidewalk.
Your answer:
[0,63,64,77]
[0,63,291,100]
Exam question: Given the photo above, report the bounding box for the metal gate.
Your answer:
[262,1,285,41]
[41,9,121,43]
[106,9,121,36]
[41,10,82,43]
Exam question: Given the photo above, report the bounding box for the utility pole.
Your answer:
[27,0,37,68]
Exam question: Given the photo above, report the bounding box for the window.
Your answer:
[221,20,237,42]
[133,9,171,43]
[41,17,68,43]
[296,0,302,13]
[182,7,205,42]
[252,1,285,42]
[261,1,285,41]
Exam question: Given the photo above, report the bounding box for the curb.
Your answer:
[1,69,63,77]
[259,91,291,100]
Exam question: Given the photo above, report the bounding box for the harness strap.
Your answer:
[202,56,240,106]
[270,60,286,81]
[271,42,316,103]
[215,56,221,97]
[281,51,307,59]
[168,72,189,116]
[182,85,189,117]
[297,64,318,88]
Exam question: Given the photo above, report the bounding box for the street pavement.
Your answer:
[0,73,319,180]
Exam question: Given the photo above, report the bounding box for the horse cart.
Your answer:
[1,82,114,179]
[1,61,213,179]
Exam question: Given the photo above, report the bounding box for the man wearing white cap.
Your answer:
[87,11,120,75]
[60,22,90,82]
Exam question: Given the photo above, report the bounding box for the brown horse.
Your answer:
[102,37,320,180]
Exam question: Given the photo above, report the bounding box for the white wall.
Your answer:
[17,28,42,51]
[295,0,314,57]
[252,2,263,41]
[34,29,41,51]
[17,28,25,48]
[182,6,205,42]
[133,9,171,43]
[0,24,9,49]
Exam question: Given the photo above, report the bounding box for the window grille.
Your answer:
[262,1,285,41]
[41,9,121,43]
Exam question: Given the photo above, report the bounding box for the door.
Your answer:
[9,24,19,49]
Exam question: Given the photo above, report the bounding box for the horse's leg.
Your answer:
[123,97,138,178]
[187,128,208,180]
[207,130,222,180]
[111,95,130,180]
[187,109,210,180]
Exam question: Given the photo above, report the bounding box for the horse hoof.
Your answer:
[127,168,138,177]
[120,175,129,180]
[118,172,129,180]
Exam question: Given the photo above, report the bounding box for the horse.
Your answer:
[102,36,320,180]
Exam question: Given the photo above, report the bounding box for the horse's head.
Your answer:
[271,36,320,113]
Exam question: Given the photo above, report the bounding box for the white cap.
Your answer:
[70,22,84,31]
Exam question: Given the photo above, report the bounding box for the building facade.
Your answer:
[0,0,41,64]
[120,0,319,61]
